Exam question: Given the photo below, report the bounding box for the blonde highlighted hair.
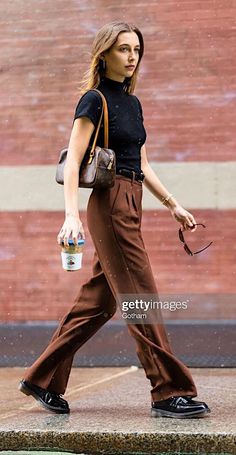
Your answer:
[77,21,144,96]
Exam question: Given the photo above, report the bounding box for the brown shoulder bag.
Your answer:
[55,89,116,188]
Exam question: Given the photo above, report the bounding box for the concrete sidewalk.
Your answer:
[0,367,235,454]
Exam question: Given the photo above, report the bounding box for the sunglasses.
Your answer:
[179,223,213,256]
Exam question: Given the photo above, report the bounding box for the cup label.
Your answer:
[61,251,83,271]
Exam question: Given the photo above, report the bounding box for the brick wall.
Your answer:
[1,209,235,322]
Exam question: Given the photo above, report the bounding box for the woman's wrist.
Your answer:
[65,211,80,219]
[160,194,179,210]
[166,198,179,210]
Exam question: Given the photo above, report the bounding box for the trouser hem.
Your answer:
[151,389,197,402]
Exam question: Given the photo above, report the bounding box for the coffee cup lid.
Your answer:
[62,239,85,246]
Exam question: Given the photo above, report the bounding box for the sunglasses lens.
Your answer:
[180,224,212,255]
[194,241,213,254]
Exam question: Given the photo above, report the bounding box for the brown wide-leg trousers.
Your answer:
[22,174,198,402]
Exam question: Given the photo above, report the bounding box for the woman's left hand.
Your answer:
[170,204,197,232]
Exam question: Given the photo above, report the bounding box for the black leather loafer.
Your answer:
[18,379,70,414]
[151,395,211,418]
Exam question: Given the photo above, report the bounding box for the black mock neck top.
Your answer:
[73,76,147,174]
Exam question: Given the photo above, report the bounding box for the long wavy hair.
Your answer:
[77,21,144,96]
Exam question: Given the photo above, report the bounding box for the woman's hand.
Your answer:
[169,204,197,232]
[57,215,85,246]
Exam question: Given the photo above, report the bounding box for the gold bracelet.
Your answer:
[161,193,173,205]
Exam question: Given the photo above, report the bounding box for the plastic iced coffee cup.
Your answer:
[60,238,85,272]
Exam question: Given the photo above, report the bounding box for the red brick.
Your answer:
[0,209,235,322]
[1,1,235,164]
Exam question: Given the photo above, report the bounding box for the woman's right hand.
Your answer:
[57,215,85,246]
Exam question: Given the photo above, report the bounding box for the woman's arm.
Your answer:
[141,144,178,209]
[57,116,95,246]
[64,117,95,218]
[141,144,197,231]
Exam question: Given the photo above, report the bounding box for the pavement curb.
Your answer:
[0,430,235,454]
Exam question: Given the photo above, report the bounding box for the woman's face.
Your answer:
[102,31,141,82]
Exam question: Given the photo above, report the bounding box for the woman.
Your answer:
[18,21,211,419]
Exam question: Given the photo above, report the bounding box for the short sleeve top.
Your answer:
[73,90,103,129]
[73,76,147,174]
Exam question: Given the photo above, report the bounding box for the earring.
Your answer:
[102,60,106,70]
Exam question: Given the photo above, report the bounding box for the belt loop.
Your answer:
[131,170,135,185]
